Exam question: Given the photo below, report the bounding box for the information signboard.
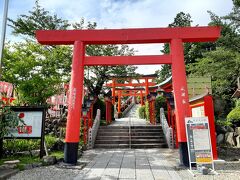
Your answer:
[5,111,43,138]
[4,107,45,158]
[185,117,214,170]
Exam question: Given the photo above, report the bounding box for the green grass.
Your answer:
[49,151,64,159]
[0,155,41,171]
[100,119,107,126]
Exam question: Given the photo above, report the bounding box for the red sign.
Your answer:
[17,125,32,134]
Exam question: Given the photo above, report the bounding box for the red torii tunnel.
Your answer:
[105,74,157,107]
[36,26,221,165]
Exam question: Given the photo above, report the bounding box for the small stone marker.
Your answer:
[42,156,57,165]
[4,160,20,164]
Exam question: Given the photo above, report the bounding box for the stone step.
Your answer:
[96,135,164,140]
[95,139,165,144]
[131,132,163,136]
[131,143,168,148]
[99,126,162,130]
[95,140,129,144]
[130,126,162,129]
[99,126,129,129]
[97,132,130,136]
[97,132,163,136]
[131,139,165,144]
[130,129,162,132]
[98,129,129,132]
[94,144,129,148]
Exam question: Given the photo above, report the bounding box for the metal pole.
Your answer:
[0,0,9,77]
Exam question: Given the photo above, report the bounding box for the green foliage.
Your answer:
[138,105,146,119]
[157,12,212,82]
[188,48,240,114]
[227,106,240,124]
[0,105,23,139]
[6,1,137,104]
[8,0,69,39]
[145,102,150,121]
[235,99,240,107]
[215,119,232,126]
[155,96,167,122]
[49,151,64,159]
[93,98,106,120]
[0,155,41,170]
[3,135,58,153]
[2,42,72,105]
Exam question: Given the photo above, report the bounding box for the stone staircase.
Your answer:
[94,125,167,149]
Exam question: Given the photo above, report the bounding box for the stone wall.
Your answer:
[216,125,240,147]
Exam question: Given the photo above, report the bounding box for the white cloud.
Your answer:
[0,0,234,74]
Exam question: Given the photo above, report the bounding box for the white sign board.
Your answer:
[5,110,43,138]
[191,106,205,117]
[185,117,214,170]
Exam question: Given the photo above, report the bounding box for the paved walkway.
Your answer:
[74,105,189,180]
[111,104,151,126]
[74,149,186,180]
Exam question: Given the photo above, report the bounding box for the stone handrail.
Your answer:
[122,102,135,117]
[87,109,101,149]
[160,108,174,149]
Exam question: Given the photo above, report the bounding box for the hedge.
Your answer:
[227,106,240,125]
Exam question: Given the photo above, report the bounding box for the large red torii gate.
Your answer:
[36,26,220,165]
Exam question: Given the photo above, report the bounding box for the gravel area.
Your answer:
[8,166,82,180]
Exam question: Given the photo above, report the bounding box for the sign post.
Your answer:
[185,117,215,174]
[4,107,46,158]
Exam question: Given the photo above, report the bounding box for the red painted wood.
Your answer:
[65,41,85,143]
[36,26,221,45]
[203,96,218,160]
[171,39,191,142]
[118,91,121,113]
[84,55,172,65]
[112,79,116,104]
[106,82,156,87]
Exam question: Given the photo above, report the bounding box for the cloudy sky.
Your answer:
[0,0,234,74]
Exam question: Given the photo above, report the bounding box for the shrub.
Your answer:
[145,101,150,121]
[93,98,106,120]
[138,105,146,119]
[3,135,59,154]
[215,119,232,126]
[227,106,240,126]
[235,99,240,107]
[155,96,167,123]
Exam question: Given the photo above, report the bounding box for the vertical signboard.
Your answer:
[185,117,214,171]
[4,107,46,158]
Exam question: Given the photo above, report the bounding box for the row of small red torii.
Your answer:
[104,74,157,124]
[36,26,221,165]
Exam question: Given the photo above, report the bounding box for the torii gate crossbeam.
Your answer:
[36,26,221,166]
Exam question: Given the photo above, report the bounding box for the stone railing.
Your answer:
[160,108,174,149]
[87,109,101,149]
[122,102,135,117]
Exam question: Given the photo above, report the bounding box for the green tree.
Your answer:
[8,0,70,39]
[157,12,218,83]
[188,48,240,115]
[2,42,72,105]
[5,1,137,104]
[157,12,196,82]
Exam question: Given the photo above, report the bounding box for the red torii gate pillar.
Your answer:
[140,90,144,106]
[118,90,121,114]
[171,39,191,165]
[64,41,85,163]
